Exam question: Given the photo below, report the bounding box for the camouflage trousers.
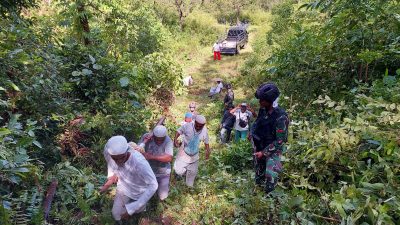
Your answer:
[255,151,282,193]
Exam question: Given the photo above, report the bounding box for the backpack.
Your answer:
[238,111,249,128]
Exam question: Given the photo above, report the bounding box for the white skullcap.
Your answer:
[153,125,167,137]
[195,115,206,124]
[106,136,128,155]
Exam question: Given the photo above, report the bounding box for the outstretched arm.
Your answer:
[230,105,239,115]
[143,140,173,163]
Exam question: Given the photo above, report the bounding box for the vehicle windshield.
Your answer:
[227,29,245,40]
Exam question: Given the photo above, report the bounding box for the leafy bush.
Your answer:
[216,141,253,173]
[242,0,400,103]
[185,10,225,45]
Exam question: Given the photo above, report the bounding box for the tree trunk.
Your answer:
[175,0,184,31]
[77,3,91,45]
[358,63,363,81]
[236,5,240,25]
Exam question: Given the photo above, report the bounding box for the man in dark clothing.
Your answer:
[223,84,234,111]
[220,105,235,143]
[250,83,289,194]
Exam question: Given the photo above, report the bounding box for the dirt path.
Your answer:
[169,26,259,144]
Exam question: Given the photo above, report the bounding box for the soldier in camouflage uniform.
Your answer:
[250,83,289,194]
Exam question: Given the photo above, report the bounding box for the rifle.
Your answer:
[250,135,261,178]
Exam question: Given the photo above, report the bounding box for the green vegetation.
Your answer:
[1,0,399,224]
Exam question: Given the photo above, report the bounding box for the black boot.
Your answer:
[265,179,278,194]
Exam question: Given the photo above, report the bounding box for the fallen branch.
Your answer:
[311,213,340,223]
[43,179,58,222]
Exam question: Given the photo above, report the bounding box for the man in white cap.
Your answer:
[230,103,257,142]
[136,125,173,200]
[173,115,210,187]
[99,136,158,222]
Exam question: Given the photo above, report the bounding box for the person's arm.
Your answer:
[99,174,118,193]
[174,130,182,147]
[203,129,211,160]
[144,140,173,163]
[205,143,211,160]
[99,150,118,193]
[124,161,158,215]
[137,133,152,150]
[145,154,173,162]
[230,106,239,115]
[255,115,288,158]
[247,106,257,118]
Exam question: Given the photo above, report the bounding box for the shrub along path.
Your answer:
[150,26,278,224]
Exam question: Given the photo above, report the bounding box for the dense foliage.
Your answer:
[237,0,400,223]
[1,0,184,223]
[241,0,400,102]
[1,0,399,224]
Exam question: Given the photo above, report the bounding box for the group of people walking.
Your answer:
[100,82,289,222]
[100,108,210,221]
[215,82,289,195]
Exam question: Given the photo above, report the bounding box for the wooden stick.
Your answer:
[43,179,58,221]
[311,213,340,223]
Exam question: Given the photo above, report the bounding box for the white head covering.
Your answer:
[241,103,247,107]
[106,136,128,155]
[189,102,196,108]
[153,125,167,137]
[195,115,206,124]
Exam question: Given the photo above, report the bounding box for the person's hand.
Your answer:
[99,185,109,194]
[254,151,264,159]
[99,175,118,193]
[134,146,145,153]
[141,152,153,160]
[143,134,152,143]
[205,149,211,160]
[219,124,222,129]
[174,139,180,148]
[247,134,252,141]
[121,211,130,220]
[110,175,118,183]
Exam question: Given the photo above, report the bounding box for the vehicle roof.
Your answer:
[229,26,247,31]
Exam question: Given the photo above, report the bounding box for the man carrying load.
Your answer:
[136,125,173,201]
[99,136,158,222]
[173,115,210,187]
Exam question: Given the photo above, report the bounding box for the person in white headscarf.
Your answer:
[99,136,158,222]
[136,125,173,201]
[209,80,224,98]
[173,115,210,187]
[183,75,193,86]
